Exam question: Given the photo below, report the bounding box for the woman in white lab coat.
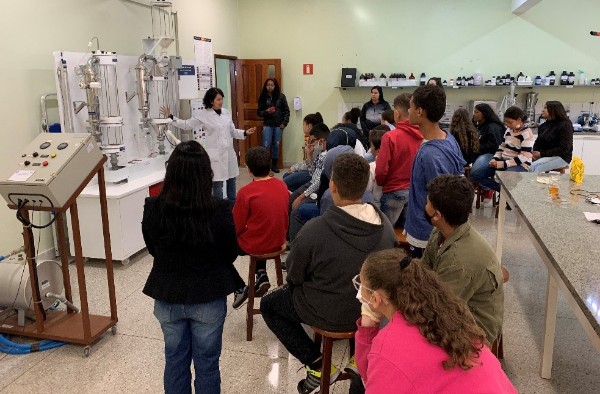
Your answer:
[160,88,256,203]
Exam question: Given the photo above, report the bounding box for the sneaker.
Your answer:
[482,189,495,204]
[343,356,359,376]
[254,272,271,296]
[232,286,248,309]
[297,364,341,394]
[272,167,280,173]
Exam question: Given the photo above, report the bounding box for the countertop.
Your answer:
[496,172,600,335]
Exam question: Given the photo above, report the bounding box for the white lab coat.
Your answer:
[170,108,246,182]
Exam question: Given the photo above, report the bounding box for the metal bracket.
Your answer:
[125,91,137,103]
[73,101,86,114]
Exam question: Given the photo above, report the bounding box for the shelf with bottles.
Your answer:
[342,70,600,90]
[335,84,600,91]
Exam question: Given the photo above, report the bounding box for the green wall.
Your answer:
[238,0,600,164]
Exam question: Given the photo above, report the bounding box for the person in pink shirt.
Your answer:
[353,248,517,393]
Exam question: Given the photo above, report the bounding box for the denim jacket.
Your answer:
[421,222,504,343]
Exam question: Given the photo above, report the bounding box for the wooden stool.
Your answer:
[311,326,356,394]
[246,246,286,341]
[491,266,510,359]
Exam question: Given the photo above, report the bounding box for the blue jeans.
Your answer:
[470,153,499,191]
[380,189,409,226]
[471,153,527,192]
[154,298,227,394]
[283,170,311,192]
[288,201,320,242]
[529,156,569,173]
[212,178,237,204]
[262,126,283,160]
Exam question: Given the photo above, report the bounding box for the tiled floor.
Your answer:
[1,171,599,393]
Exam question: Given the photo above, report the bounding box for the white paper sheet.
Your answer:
[8,170,35,182]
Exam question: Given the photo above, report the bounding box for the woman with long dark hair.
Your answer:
[470,103,507,201]
[360,86,391,138]
[450,108,480,165]
[257,78,290,173]
[160,87,256,204]
[354,249,517,393]
[142,141,244,394]
[470,106,535,192]
[530,101,573,173]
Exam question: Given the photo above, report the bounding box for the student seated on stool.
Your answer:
[422,174,504,343]
[354,249,517,393]
[260,153,396,394]
[232,147,289,308]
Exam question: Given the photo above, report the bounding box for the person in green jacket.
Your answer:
[421,174,504,343]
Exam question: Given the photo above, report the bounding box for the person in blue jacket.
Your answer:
[405,85,466,258]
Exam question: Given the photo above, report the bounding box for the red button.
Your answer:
[42,161,48,167]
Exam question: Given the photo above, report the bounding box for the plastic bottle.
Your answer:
[535,76,542,85]
[568,72,575,85]
[579,70,586,85]
[419,73,426,85]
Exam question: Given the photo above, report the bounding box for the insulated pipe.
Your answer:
[135,54,157,121]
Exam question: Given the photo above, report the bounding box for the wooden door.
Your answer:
[235,59,282,167]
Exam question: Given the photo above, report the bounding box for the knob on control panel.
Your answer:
[32,152,39,158]
[24,161,31,166]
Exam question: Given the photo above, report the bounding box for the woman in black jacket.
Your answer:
[530,101,573,173]
[470,103,505,201]
[360,86,391,138]
[142,141,243,394]
[257,78,290,173]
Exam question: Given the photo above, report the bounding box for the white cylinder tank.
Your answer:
[0,259,64,310]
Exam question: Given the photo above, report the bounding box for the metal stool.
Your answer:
[246,246,286,341]
[311,326,356,394]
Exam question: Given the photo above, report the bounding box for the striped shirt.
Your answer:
[493,127,535,170]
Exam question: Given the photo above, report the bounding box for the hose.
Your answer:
[0,334,64,354]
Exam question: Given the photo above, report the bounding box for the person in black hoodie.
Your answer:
[257,78,290,173]
[338,107,369,151]
[142,141,244,394]
[470,103,505,201]
[261,153,396,394]
[530,101,573,173]
[360,86,391,138]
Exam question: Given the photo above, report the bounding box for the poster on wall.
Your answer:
[193,36,214,93]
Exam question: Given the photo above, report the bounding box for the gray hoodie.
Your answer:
[286,204,397,331]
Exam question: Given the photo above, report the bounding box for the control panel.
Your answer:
[0,133,104,209]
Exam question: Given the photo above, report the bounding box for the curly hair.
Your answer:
[451,108,480,154]
[362,248,487,371]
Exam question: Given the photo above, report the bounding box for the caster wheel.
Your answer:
[120,258,130,265]
[111,325,117,335]
[83,346,91,357]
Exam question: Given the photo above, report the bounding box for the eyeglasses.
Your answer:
[352,274,374,294]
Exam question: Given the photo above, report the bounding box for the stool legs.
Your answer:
[246,254,285,341]
[246,257,257,341]
[320,337,334,394]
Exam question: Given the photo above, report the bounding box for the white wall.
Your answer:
[0,0,240,252]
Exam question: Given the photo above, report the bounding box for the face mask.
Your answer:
[423,207,434,225]
[355,286,371,305]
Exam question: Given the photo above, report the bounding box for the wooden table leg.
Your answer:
[541,273,559,379]
[495,188,507,263]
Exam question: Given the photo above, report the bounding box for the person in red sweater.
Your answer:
[354,249,517,393]
[375,93,423,226]
[232,147,289,309]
